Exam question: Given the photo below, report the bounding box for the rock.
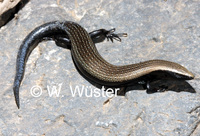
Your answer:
[0,0,199,135]
[0,0,21,26]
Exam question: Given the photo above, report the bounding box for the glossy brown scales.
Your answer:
[65,22,194,83]
[13,21,195,108]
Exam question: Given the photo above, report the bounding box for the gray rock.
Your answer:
[0,0,199,135]
[0,0,21,26]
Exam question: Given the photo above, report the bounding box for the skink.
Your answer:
[13,21,194,108]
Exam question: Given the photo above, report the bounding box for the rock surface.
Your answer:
[0,0,21,15]
[0,0,21,26]
[0,0,199,135]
